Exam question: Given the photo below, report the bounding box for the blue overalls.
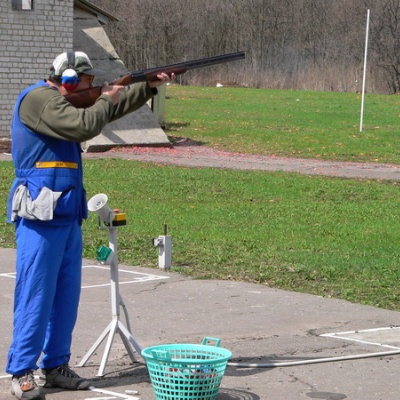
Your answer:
[6,81,88,376]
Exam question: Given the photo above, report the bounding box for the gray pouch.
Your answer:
[11,185,62,221]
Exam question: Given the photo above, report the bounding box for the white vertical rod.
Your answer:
[108,227,120,318]
[360,9,370,132]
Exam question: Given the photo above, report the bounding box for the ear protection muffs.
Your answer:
[61,50,79,91]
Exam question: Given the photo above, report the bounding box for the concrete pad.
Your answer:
[81,106,171,153]
[1,247,400,399]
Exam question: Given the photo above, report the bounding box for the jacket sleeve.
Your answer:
[109,82,157,122]
[19,85,116,143]
[19,82,157,143]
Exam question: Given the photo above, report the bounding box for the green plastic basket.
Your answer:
[141,337,232,400]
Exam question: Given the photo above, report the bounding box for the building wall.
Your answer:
[0,0,74,138]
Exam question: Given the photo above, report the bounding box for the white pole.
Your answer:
[360,9,370,132]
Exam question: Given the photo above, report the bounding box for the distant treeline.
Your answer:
[92,0,400,94]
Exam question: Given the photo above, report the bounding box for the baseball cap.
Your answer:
[50,51,105,77]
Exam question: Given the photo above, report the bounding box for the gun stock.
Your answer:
[65,51,245,108]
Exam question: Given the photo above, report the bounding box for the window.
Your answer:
[12,0,34,10]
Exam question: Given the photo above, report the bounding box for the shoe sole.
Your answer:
[11,388,42,400]
[38,379,90,390]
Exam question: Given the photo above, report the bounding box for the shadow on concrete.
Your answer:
[217,387,261,400]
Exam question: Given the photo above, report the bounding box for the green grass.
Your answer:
[166,86,400,163]
[1,86,400,311]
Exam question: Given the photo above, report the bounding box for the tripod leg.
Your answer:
[118,325,137,364]
[118,321,143,356]
[97,319,119,376]
[77,320,114,368]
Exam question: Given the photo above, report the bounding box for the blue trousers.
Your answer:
[6,218,83,376]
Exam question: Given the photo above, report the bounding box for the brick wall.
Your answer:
[0,0,74,140]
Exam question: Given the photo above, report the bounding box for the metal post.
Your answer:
[77,225,143,376]
[360,9,370,133]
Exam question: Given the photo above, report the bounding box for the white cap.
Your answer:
[50,51,105,77]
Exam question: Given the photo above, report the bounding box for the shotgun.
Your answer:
[65,51,245,108]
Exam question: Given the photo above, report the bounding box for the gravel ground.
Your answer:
[82,140,400,181]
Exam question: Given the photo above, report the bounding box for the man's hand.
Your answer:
[148,72,175,88]
[100,72,174,105]
[101,82,125,105]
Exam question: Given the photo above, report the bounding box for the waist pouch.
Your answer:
[11,184,64,221]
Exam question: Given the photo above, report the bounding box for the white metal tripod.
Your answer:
[77,216,143,376]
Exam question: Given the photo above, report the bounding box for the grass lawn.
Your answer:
[1,86,400,311]
[165,86,400,164]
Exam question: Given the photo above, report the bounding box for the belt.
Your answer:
[35,161,79,169]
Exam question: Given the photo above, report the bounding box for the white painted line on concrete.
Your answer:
[1,267,169,288]
[321,326,400,350]
[89,386,140,400]
[85,397,116,400]
[81,265,169,289]
[321,334,400,350]
[0,272,16,279]
[321,326,400,336]
[82,279,165,289]
[83,265,168,277]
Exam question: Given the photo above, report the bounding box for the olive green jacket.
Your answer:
[19,80,156,143]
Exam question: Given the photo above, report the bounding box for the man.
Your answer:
[6,50,173,400]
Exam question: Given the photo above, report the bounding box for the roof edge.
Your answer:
[74,0,119,23]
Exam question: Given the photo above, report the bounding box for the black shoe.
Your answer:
[11,371,42,399]
[39,364,90,390]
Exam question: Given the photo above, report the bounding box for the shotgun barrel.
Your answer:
[65,51,245,108]
[129,51,246,82]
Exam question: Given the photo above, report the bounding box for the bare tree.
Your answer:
[368,0,400,92]
[90,0,396,93]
